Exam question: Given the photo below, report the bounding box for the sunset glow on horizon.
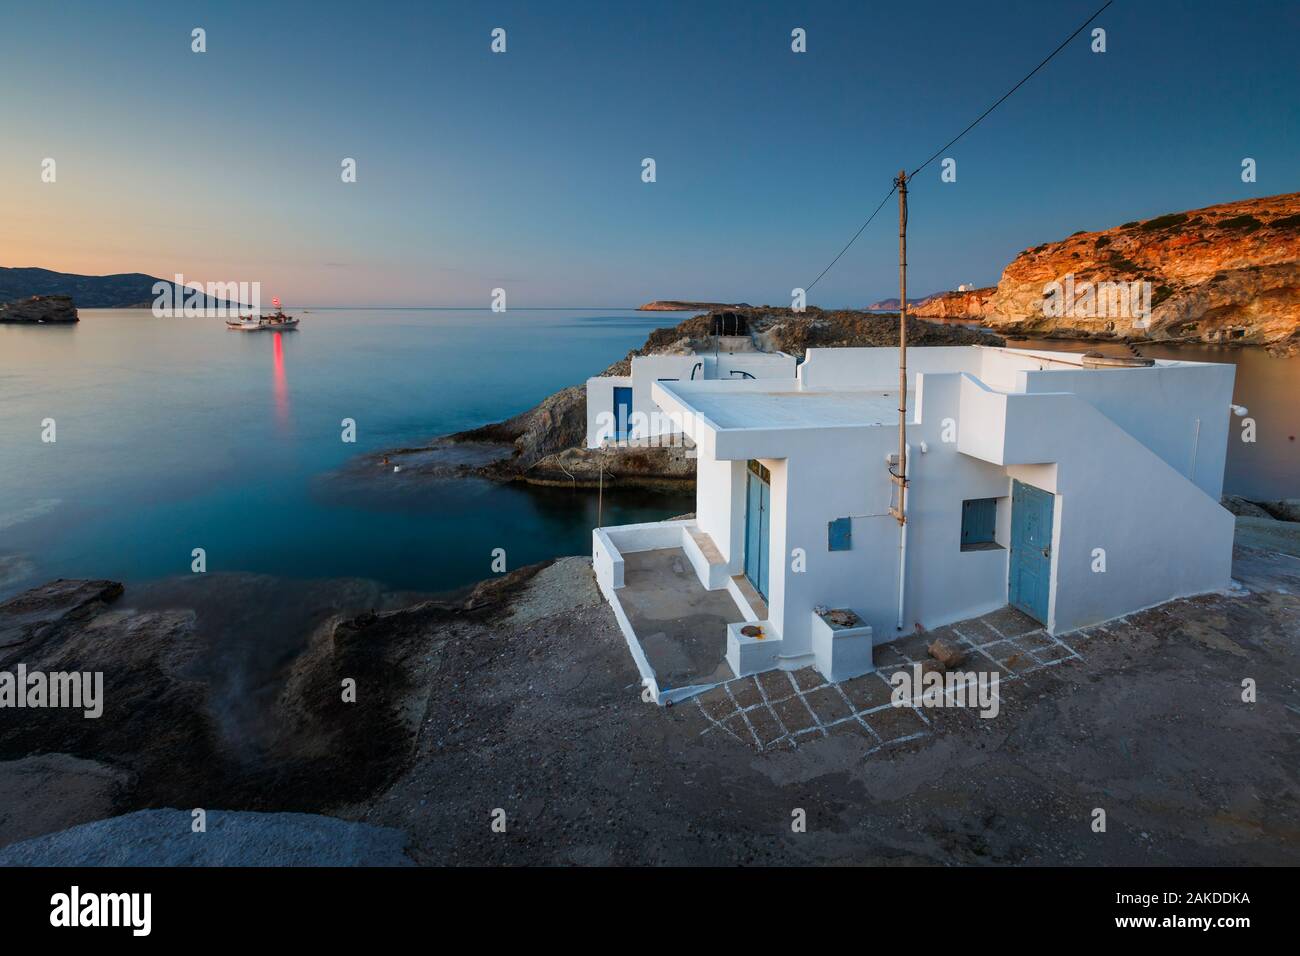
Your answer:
[2,0,1296,307]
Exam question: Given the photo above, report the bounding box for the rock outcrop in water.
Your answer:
[0,294,78,323]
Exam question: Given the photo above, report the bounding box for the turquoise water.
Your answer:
[0,309,695,600]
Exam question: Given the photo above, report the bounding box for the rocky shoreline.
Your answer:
[0,562,554,854]
[363,306,999,490]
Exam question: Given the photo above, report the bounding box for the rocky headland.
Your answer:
[0,294,78,324]
[913,193,1299,349]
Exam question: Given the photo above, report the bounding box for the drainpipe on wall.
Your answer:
[896,442,910,632]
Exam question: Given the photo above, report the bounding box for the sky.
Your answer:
[1,0,1297,308]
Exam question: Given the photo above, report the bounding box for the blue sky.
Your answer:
[1,0,1296,307]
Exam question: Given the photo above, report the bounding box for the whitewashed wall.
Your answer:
[585,374,632,447]
[680,357,1235,663]
[586,352,796,446]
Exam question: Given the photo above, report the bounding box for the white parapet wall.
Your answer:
[593,519,731,594]
[592,518,737,706]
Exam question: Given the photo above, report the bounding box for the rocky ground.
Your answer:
[0,809,411,866]
[2,505,1298,865]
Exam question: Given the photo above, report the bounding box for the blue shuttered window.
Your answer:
[961,498,998,551]
[828,517,852,551]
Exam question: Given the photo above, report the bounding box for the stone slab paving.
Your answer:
[692,605,1088,756]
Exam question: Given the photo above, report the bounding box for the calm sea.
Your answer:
[1,311,1295,604]
[0,308,696,602]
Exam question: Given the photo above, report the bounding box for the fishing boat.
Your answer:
[225,296,300,331]
[225,313,300,331]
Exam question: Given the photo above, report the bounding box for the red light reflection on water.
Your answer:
[273,332,289,426]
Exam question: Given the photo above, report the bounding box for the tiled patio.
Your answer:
[692,604,1086,755]
[617,547,744,691]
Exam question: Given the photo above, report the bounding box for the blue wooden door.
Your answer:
[613,387,632,440]
[744,461,771,599]
[1009,480,1053,623]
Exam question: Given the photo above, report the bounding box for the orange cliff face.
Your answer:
[910,287,996,319]
[982,193,1300,347]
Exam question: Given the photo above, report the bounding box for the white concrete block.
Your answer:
[726,621,782,677]
[811,610,874,682]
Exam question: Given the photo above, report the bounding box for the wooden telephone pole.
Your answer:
[891,170,909,525]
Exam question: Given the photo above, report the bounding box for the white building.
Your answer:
[586,347,796,448]
[593,345,1238,703]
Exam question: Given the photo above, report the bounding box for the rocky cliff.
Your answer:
[910,287,996,319]
[0,294,78,323]
[983,193,1300,347]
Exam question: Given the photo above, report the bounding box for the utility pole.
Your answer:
[891,169,909,525]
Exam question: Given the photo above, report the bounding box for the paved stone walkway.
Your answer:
[692,605,1087,755]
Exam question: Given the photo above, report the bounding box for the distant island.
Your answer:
[638,300,752,311]
[865,295,942,310]
[0,267,247,311]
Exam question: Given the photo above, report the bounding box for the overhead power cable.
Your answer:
[803,0,1114,293]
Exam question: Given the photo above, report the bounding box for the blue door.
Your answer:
[1009,480,1054,624]
[613,387,633,440]
[744,461,771,600]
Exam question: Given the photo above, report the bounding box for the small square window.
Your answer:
[961,498,999,551]
[828,517,852,551]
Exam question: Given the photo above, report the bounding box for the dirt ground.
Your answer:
[347,539,1300,866]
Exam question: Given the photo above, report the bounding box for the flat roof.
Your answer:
[660,382,909,430]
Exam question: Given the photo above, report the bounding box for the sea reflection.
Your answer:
[272,332,289,428]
